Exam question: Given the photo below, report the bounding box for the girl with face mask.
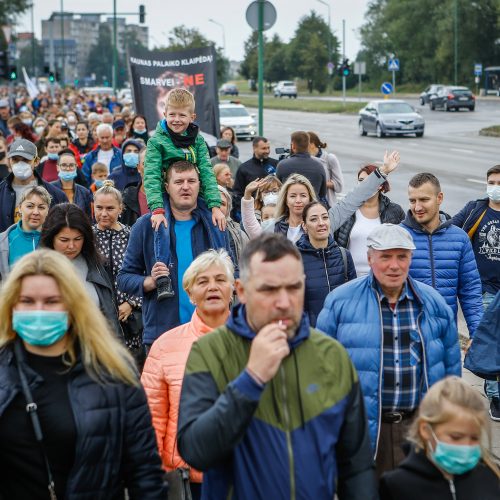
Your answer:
[0,250,166,498]
[128,115,149,144]
[380,376,500,500]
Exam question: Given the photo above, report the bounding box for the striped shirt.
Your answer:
[373,280,422,411]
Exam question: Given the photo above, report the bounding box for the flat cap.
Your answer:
[367,223,416,251]
[216,139,232,149]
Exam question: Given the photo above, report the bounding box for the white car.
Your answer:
[218,101,257,140]
[274,81,297,98]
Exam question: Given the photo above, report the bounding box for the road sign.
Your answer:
[246,1,277,31]
[474,63,482,76]
[354,62,366,75]
[388,58,400,71]
[381,82,393,95]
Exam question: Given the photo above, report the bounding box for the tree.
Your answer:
[240,31,260,81]
[18,38,45,77]
[288,11,340,92]
[0,0,30,25]
[265,34,289,83]
[159,25,229,85]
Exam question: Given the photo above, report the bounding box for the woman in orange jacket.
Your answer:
[141,249,235,500]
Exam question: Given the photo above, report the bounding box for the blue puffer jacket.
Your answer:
[401,212,483,337]
[296,234,356,326]
[0,341,166,499]
[316,274,461,454]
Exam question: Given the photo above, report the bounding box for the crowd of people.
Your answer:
[0,84,498,499]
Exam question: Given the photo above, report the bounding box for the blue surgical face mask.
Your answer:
[134,128,146,135]
[94,179,104,188]
[13,310,68,346]
[47,152,59,161]
[59,170,77,182]
[487,185,500,202]
[428,427,482,475]
[123,152,139,168]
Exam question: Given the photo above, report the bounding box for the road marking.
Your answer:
[450,148,474,154]
[467,178,487,185]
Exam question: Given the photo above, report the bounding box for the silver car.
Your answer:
[358,100,425,138]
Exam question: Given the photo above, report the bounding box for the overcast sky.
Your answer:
[17,0,370,62]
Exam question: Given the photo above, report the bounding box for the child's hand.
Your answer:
[151,213,168,231]
[212,207,227,231]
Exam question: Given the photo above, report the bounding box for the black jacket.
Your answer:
[0,172,69,232]
[296,234,356,327]
[0,342,166,499]
[380,447,500,500]
[451,197,490,235]
[51,179,92,218]
[335,194,405,248]
[121,182,142,227]
[276,152,326,199]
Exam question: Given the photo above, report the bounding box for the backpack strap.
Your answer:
[467,209,488,240]
[339,246,348,283]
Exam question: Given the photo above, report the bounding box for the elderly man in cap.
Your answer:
[317,223,461,476]
[210,138,241,177]
[0,139,68,232]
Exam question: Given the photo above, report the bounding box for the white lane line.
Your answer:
[450,148,474,154]
[467,178,487,185]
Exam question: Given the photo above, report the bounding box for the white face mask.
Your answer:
[12,161,33,180]
[487,185,500,202]
[35,125,45,135]
[262,192,279,206]
[261,218,275,231]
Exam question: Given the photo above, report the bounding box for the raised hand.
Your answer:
[380,150,401,175]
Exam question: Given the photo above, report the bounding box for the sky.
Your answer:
[16,0,370,62]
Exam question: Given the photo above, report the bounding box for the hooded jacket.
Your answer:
[117,195,233,345]
[316,273,461,454]
[296,234,356,327]
[379,446,500,500]
[108,164,142,192]
[121,181,143,227]
[177,305,377,500]
[401,211,483,336]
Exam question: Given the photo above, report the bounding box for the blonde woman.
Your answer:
[142,249,234,500]
[380,376,500,499]
[0,249,166,499]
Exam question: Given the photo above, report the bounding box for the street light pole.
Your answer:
[257,0,264,135]
[60,0,65,85]
[317,0,331,91]
[30,2,35,77]
[208,18,226,54]
[454,0,458,85]
[113,0,118,94]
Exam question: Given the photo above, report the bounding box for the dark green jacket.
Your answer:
[144,120,221,211]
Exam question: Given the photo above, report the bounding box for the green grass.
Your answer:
[479,125,500,137]
[232,95,366,114]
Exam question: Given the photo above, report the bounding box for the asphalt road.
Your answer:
[237,99,499,216]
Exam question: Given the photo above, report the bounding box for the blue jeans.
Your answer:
[153,222,171,266]
[482,292,499,399]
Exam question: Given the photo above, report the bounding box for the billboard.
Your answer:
[128,45,220,138]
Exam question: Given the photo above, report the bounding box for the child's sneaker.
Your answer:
[157,275,175,301]
[489,397,500,421]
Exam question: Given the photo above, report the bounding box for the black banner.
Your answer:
[128,45,220,139]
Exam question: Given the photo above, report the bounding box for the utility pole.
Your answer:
[30,3,35,77]
[209,18,226,55]
[342,19,346,106]
[257,0,264,135]
[113,0,118,94]
[317,0,331,91]
[60,0,65,85]
[454,0,458,85]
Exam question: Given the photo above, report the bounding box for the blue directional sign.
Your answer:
[474,63,482,76]
[381,82,393,95]
[388,58,400,71]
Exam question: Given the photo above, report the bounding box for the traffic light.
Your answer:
[0,50,7,80]
[49,71,55,83]
[9,66,17,81]
[139,5,145,23]
[341,59,351,77]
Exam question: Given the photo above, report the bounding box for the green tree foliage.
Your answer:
[265,34,289,83]
[359,0,500,86]
[159,25,229,86]
[18,39,45,76]
[240,31,260,81]
[0,0,30,25]
[85,24,116,86]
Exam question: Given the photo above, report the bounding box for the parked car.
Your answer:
[419,84,444,105]
[358,100,425,138]
[219,83,239,96]
[219,101,257,140]
[274,81,298,98]
[429,86,475,111]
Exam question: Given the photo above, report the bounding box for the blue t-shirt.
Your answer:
[174,219,196,324]
[472,206,500,294]
[8,222,41,268]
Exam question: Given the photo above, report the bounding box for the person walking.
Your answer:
[142,250,234,500]
[0,249,166,499]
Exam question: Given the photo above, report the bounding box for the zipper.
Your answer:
[321,249,332,292]
[448,478,457,500]
[428,234,436,288]
[280,364,296,500]
[415,310,429,392]
[373,289,384,459]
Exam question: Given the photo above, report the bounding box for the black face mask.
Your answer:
[0,151,5,161]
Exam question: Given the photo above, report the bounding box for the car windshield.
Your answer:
[450,89,471,95]
[219,107,249,118]
[378,103,414,114]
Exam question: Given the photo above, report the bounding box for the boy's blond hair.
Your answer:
[91,162,108,175]
[166,88,195,112]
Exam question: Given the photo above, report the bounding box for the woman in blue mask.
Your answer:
[51,151,92,217]
[108,138,144,192]
[0,249,166,498]
[380,376,500,499]
[128,115,149,144]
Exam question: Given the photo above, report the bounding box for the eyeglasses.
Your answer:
[59,163,77,170]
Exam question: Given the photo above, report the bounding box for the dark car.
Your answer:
[219,83,239,96]
[429,86,475,111]
[358,100,425,138]
[419,84,444,105]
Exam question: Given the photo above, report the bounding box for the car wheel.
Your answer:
[359,120,367,136]
[416,131,424,138]
[420,97,425,105]
[430,101,435,110]
[469,106,475,111]
[376,123,385,138]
